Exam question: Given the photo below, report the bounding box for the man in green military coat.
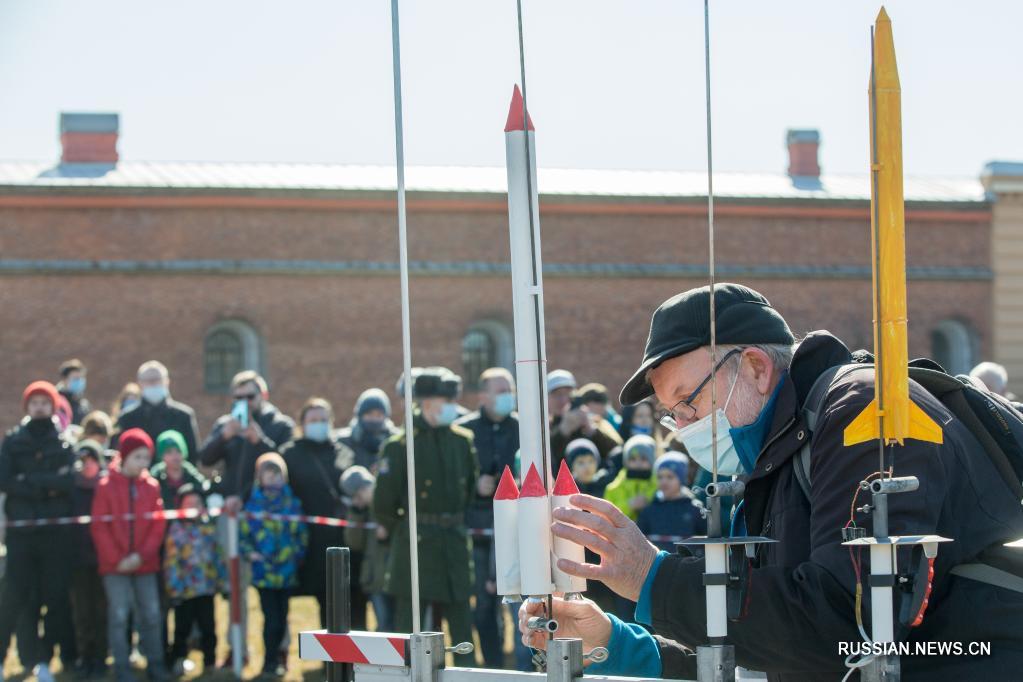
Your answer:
[373,368,478,666]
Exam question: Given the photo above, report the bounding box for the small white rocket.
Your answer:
[551,459,586,595]
[493,85,586,602]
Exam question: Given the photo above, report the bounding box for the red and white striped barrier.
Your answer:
[299,630,408,666]
[0,509,698,544]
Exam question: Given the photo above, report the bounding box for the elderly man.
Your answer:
[522,283,1023,681]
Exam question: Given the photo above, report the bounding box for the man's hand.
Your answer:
[518,597,611,662]
[222,418,242,440]
[243,421,265,445]
[117,552,142,573]
[375,525,389,541]
[558,409,585,436]
[476,474,496,497]
[551,494,659,602]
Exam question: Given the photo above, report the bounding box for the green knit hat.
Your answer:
[156,430,188,460]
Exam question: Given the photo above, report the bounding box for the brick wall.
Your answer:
[0,201,991,432]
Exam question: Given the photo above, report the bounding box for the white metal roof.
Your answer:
[0,160,987,203]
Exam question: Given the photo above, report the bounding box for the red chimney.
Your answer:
[60,112,119,164]
[786,129,820,178]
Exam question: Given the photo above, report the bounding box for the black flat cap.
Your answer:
[619,283,794,405]
[413,367,461,400]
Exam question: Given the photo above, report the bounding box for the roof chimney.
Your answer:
[786,129,820,179]
[60,112,119,164]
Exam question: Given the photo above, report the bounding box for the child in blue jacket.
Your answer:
[239,453,308,676]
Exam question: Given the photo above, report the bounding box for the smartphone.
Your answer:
[231,399,249,428]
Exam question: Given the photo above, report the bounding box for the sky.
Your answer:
[0,0,1020,178]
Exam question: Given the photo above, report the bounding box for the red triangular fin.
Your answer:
[519,462,547,498]
[494,465,520,501]
[552,459,579,496]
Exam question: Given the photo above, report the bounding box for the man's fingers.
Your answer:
[556,557,607,580]
[570,493,632,528]
[552,522,613,556]
[552,506,616,540]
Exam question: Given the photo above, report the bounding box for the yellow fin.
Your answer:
[906,399,944,444]
[844,398,880,446]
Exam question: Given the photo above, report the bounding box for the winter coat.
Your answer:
[454,409,520,537]
[240,485,308,589]
[602,468,659,521]
[90,463,167,575]
[149,459,207,510]
[0,419,76,528]
[346,504,388,594]
[116,398,200,465]
[636,491,705,552]
[163,517,224,601]
[198,403,293,498]
[335,419,399,472]
[280,437,353,596]
[651,332,1023,681]
[373,411,477,602]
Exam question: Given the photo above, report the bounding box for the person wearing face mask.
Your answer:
[0,381,78,682]
[69,439,109,679]
[335,388,400,472]
[548,374,623,473]
[281,398,360,628]
[56,358,92,426]
[116,361,200,466]
[520,283,1023,681]
[150,430,208,511]
[453,367,520,668]
[373,367,477,666]
[603,435,660,522]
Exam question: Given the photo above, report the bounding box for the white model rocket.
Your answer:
[551,460,586,594]
[492,85,586,601]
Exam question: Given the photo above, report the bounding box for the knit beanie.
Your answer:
[22,380,60,413]
[356,388,391,418]
[655,451,689,484]
[564,438,600,469]
[340,465,376,497]
[156,429,188,459]
[255,452,289,483]
[623,435,657,467]
[120,428,154,458]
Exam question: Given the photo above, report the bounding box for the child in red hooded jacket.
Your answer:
[90,428,169,682]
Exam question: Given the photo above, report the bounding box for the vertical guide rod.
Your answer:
[703,0,721,538]
[389,0,422,634]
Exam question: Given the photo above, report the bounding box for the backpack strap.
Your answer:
[950,563,1023,594]
[793,364,857,501]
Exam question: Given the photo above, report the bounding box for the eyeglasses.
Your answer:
[656,348,742,432]
[233,393,258,401]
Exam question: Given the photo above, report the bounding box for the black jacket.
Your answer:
[335,419,399,471]
[198,402,293,498]
[454,409,520,537]
[0,419,76,527]
[116,397,200,462]
[58,387,91,426]
[651,332,1023,680]
[281,437,354,596]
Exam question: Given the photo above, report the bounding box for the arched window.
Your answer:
[461,320,514,389]
[204,320,264,393]
[930,319,976,376]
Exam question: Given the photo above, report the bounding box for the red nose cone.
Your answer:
[552,459,579,496]
[494,465,520,501]
[504,84,535,132]
[519,462,547,498]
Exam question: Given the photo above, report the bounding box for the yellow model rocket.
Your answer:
[844,8,943,447]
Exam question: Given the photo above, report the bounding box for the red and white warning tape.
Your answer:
[299,631,408,666]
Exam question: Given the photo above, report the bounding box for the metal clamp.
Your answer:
[527,616,559,634]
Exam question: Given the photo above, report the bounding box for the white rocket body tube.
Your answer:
[493,465,522,599]
[551,460,586,594]
[504,85,552,491]
[518,463,554,596]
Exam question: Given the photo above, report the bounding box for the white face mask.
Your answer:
[676,368,744,476]
[141,385,168,405]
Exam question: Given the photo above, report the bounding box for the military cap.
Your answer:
[413,367,460,399]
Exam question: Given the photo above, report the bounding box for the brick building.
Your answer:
[0,114,1011,433]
